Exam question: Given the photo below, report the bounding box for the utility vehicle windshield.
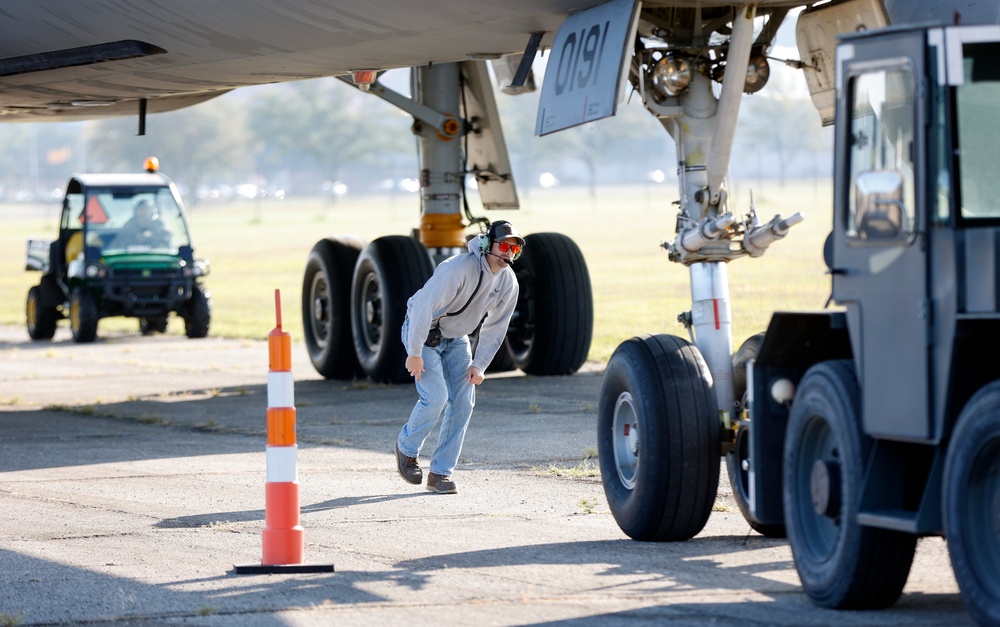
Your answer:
[69,186,191,255]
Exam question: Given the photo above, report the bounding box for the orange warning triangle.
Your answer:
[79,196,109,225]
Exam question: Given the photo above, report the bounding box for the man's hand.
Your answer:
[467,366,485,385]
[406,356,424,382]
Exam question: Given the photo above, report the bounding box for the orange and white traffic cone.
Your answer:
[235,289,333,574]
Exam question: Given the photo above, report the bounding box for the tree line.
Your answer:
[0,66,829,205]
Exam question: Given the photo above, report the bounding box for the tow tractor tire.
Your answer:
[725,332,785,538]
[70,288,99,343]
[598,334,720,541]
[783,360,916,609]
[507,232,592,376]
[139,316,169,335]
[302,236,366,379]
[26,285,58,340]
[943,380,1000,627]
[183,284,211,339]
[352,236,433,384]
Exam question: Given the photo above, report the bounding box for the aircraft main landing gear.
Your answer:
[301,61,593,383]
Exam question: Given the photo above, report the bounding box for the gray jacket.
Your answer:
[404,237,519,371]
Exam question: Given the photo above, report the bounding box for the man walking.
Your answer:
[395,220,524,494]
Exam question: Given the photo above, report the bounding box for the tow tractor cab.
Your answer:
[738,23,1000,621]
[25,158,211,343]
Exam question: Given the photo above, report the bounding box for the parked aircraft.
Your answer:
[5,0,989,383]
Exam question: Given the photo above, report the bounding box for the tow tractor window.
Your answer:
[955,43,1000,221]
[846,67,916,243]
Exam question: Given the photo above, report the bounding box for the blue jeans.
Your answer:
[398,318,475,477]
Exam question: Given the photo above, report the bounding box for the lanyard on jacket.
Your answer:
[435,265,484,325]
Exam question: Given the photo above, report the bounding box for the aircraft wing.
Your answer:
[0,1,811,121]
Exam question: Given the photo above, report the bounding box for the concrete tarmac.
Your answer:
[0,325,974,626]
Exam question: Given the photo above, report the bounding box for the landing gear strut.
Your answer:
[598,6,802,538]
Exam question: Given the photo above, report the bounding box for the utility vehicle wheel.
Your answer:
[507,232,592,375]
[352,236,433,383]
[598,334,719,541]
[783,360,915,609]
[70,288,99,343]
[943,381,1000,627]
[183,284,211,339]
[302,236,365,379]
[139,316,169,335]
[26,285,58,340]
[725,332,785,537]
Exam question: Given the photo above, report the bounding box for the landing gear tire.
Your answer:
[727,422,786,538]
[183,284,211,339]
[26,285,58,340]
[943,380,1000,627]
[470,328,517,373]
[70,288,99,343]
[732,332,764,407]
[302,236,366,379]
[725,332,785,538]
[487,344,516,372]
[139,316,169,335]
[352,235,433,383]
[507,232,592,376]
[783,360,915,609]
[598,334,720,541]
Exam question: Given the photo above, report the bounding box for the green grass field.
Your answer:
[0,180,834,364]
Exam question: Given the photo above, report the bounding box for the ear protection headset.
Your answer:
[479,220,523,260]
[478,221,512,253]
[479,220,510,253]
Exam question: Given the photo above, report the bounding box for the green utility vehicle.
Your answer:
[25,163,211,343]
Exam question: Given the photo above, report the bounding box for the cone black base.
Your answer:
[233,562,334,574]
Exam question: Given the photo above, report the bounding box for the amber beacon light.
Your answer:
[234,289,334,574]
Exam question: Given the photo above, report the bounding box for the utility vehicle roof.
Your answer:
[67,172,172,188]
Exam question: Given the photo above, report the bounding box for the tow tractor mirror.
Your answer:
[851,170,908,242]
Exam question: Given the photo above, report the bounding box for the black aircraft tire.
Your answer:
[302,236,366,379]
[726,424,787,538]
[470,327,517,373]
[486,344,516,372]
[507,232,592,376]
[725,332,785,538]
[943,381,1000,627]
[26,285,58,340]
[70,288,99,343]
[598,334,720,541]
[783,360,916,609]
[183,284,211,339]
[732,332,765,407]
[352,236,433,384]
